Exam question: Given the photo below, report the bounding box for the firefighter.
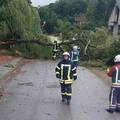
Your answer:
[70,46,80,67]
[106,55,120,113]
[55,52,77,105]
[52,41,58,60]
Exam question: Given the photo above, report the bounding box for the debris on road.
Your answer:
[18,82,34,86]
[4,64,15,68]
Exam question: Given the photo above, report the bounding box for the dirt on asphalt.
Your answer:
[0,55,14,65]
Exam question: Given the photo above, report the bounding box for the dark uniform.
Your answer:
[52,41,58,60]
[107,63,120,112]
[70,50,79,67]
[55,59,77,104]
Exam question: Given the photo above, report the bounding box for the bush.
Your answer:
[12,43,52,59]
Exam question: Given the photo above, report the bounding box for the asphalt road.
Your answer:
[0,60,119,120]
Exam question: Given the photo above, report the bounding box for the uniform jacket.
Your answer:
[108,63,120,87]
[70,50,79,62]
[55,59,77,84]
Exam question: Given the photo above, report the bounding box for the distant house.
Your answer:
[108,0,120,36]
[75,16,87,26]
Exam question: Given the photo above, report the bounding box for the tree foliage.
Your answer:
[39,0,88,34]
[0,0,42,40]
[39,0,114,34]
[0,0,53,59]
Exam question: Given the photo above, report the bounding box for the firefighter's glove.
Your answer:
[56,74,60,79]
[107,68,110,73]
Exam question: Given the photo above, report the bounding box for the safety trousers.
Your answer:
[61,84,72,100]
[109,87,120,110]
[72,61,78,67]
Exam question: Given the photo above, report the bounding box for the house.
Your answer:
[108,0,120,36]
[75,16,87,26]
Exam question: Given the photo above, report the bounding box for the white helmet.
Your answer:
[63,52,70,57]
[114,55,120,62]
[73,46,78,50]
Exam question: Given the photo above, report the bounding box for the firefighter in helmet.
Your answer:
[107,55,120,113]
[55,52,77,105]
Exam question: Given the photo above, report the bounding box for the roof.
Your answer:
[75,16,87,22]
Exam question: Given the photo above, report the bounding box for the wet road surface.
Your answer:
[0,60,120,120]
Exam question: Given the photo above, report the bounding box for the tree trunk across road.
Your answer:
[0,60,119,120]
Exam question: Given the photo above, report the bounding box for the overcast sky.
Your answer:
[31,0,57,7]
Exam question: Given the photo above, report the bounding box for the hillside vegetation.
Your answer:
[39,0,114,33]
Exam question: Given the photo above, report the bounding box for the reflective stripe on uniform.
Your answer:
[115,67,120,84]
[72,67,77,71]
[71,51,73,61]
[61,64,71,80]
[110,88,115,108]
[115,67,119,84]
[61,92,72,96]
[109,105,116,109]
[64,79,73,84]
[73,73,77,76]
[61,65,63,80]
[71,60,78,62]
[67,65,71,80]
[59,79,73,84]
[66,93,72,96]
[117,104,120,108]
[56,66,60,70]
[117,103,120,106]
[112,83,120,87]
[56,72,60,74]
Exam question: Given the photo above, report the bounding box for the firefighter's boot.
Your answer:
[106,108,114,113]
